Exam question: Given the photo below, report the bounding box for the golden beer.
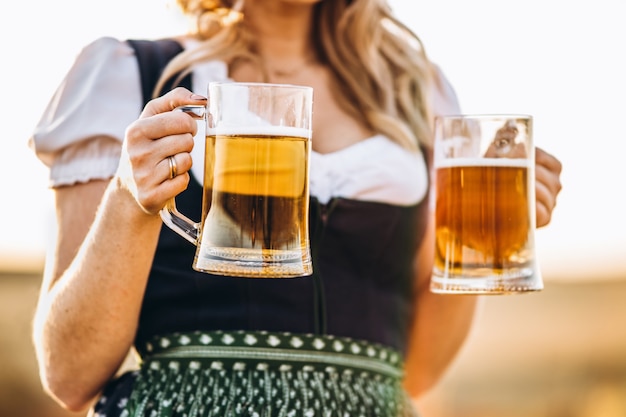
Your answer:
[195,129,312,277]
[433,158,534,280]
[160,83,313,278]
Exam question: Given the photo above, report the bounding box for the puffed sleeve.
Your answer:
[429,64,462,118]
[29,36,143,188]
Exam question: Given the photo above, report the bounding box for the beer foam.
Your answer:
[435,157,530,168]
[208,126,311,139]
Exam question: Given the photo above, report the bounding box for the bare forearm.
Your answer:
[34,181,162,410]
[403,292,480,398]
[33,89,208,411]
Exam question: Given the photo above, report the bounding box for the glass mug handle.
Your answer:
[159,104,207,245]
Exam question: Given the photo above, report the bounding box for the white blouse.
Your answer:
[29,36,461,206]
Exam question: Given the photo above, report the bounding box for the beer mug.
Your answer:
[161,82,314,278]
[430,114,543,294]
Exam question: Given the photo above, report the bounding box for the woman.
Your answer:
[29,1,563,416]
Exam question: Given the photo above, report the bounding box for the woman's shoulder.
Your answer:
[29,36,143,178]
[75,36,135,62]
[77,35,193,65]
[86,35,130,49]
[429,63,462,117]
[59,36,140,96]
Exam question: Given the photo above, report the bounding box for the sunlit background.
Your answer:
[1,1,626,416]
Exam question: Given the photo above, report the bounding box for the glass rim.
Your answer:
[208,81,313,92]
[435,113,532,121]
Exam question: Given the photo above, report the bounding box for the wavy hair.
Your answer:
[156,0,435,150]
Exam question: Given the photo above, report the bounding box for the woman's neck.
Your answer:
[243,1,319,65]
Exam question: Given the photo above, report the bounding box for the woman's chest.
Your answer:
[229,61,374,154]
[305,74,375,154]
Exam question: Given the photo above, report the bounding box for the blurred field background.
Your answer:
[2,0,626,416]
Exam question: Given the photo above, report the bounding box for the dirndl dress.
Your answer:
[84,37,430,417]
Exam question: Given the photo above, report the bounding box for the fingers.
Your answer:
[120,88,206,215]
[128,132,195,214]
[535,147,563,228]
[535,147,563,178]
[127,87,206,148]
[162,152,193,182]
[140,87,207,118]
[136,154,192,215]
[535,174,554,228]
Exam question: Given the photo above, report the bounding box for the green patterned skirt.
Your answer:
[94,330,419,417]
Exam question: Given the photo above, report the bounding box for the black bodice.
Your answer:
[127,38,430,355]
[136,173,429,354]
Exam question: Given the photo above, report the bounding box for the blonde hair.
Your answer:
[157,0,435,150]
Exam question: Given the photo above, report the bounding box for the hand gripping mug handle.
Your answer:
[159,104,207,245]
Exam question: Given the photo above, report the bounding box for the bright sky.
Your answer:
[1,0,625,281]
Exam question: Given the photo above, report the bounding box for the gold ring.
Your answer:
[168,155,178,179]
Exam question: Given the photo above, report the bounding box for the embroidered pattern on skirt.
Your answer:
[93,330,419,417]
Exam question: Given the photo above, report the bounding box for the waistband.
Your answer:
[138,330,404,379]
